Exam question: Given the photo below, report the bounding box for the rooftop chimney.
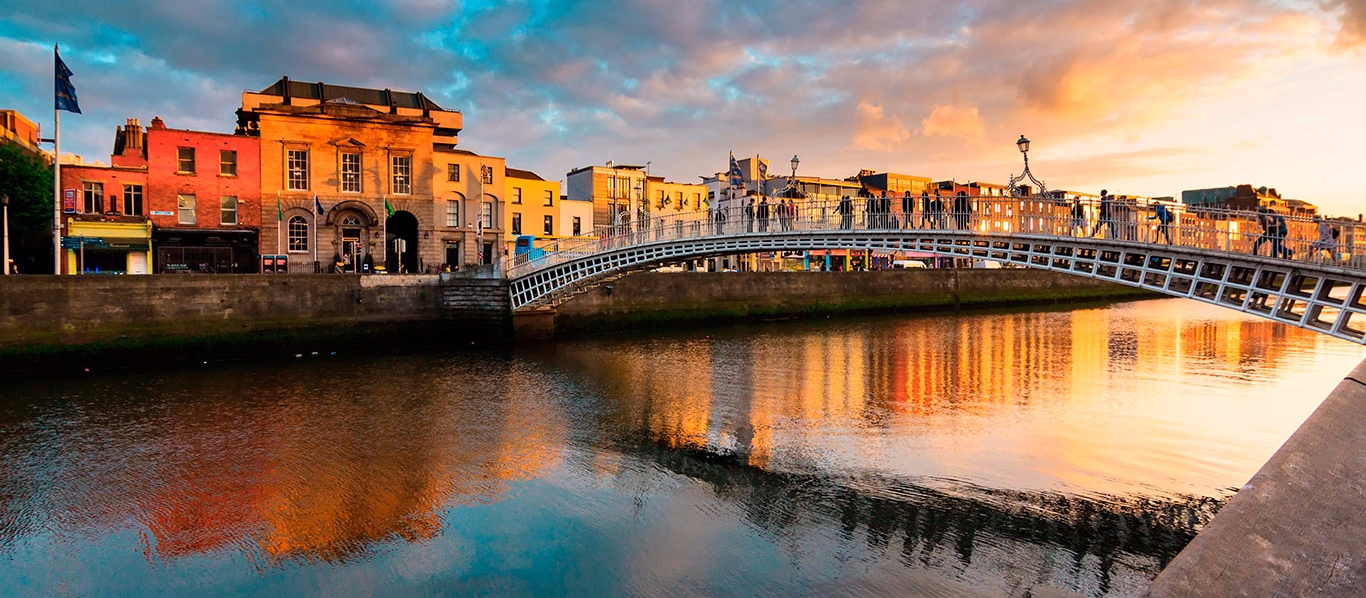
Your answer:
[150,116,166,130]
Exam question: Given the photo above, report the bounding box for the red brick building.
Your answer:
[143,116,261,273]
[57,157,152,274]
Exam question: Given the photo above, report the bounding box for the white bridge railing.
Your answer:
[505,196,1365,279]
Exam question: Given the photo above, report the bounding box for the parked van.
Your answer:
[892,260,928,269]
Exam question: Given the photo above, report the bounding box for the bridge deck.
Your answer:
[504,197,1366,344]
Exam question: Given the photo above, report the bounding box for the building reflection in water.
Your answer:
[1,298,1362,597]
[0,354,568,567]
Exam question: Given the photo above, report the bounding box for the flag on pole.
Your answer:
[276,193,283,221]
[727,151,742,187]
[384,198,395,218]
[55,49,81,114]
[757,158,767,180]
[314,193,323,215]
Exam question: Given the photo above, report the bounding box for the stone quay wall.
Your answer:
[551,269,1154,334]
[0,269,1150,371]
[0,274,452,373]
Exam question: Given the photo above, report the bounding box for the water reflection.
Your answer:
[0,299,1361,597]
[0,356,567,568]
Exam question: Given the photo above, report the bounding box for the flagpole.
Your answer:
[312,194,317,272]
[53,105,62,274]
[275,191,281,257]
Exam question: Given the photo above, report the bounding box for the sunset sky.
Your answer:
[2,0,1363,215]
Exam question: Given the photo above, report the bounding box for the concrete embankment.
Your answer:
[549,269,1155,335]
[1142,358,1366,598]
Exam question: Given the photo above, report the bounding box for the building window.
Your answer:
[512,187,522,204]
[544,190,553,206]
[177,147,195,174]
[220,196,238,225]
[481,165,493,184]
[341,152,361,193]
[543,215,553,236]
[482,202,493,228]
[657,190,665,204]
[220,150,237,176]
[287,149,309,190]
[572,216,581,236]
[391,155,412,195]
[287,216,309,252]
[675,191,683,207]
[177,194,196,225]
[511,212,522,235]
[82,181,103,213]
[446,200,460,227]
[123,184,143,215]
[447,164,460,182]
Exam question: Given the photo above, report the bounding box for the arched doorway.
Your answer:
[386,210,419,274]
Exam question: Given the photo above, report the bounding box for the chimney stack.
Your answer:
[150,116,166,130]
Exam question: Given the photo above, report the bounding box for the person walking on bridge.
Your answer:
[1310,216,1339,263]
[838,196,854,230]
[757,196,771,233]
[745,197,756,233]
[1149,203,1175,244]
[903,191,915,229]
[920,190,933,228]
[1070,198,1087,236]
[1090,190,1115,239]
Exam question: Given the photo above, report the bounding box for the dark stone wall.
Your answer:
[0,274,445,349]
[552,269,1155,334]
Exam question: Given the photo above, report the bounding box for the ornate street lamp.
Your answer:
[788,155,799,196]
[1008,135,1046,197]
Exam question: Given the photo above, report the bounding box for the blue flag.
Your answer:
[55,49,81,114]
[314,193,324,215]
[727,151,742,187]
[757,158,767,180]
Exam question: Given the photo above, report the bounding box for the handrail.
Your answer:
[504,196,1365,279]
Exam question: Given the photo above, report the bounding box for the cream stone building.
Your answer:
[565,162,647,229]
[237,77,501,273]
[433,148,505,268]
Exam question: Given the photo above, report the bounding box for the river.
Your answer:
[1,298,1363,597]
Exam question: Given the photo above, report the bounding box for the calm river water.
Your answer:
[2,298,1364,598]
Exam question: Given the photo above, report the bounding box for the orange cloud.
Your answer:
[921,103,987,141]
[851,100,911,151]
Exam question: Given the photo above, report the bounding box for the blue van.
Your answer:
[513,235,544,263]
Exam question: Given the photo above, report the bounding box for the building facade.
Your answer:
[144,117,261,273]
[57,159,153,275]
[236,77,470,273]
[433,148,504,268]
[566,162,646,229]
[504,167,559,255]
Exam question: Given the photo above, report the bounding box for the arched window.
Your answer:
[287,216,309,252]
[342,216,361,226]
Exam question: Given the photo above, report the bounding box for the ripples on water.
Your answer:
[0,298,1362,597]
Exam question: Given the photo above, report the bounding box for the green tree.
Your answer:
[0,141,56,273]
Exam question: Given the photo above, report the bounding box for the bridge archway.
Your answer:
[507,228,1366,345]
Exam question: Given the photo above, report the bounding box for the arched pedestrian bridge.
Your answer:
[504,197,1366,345]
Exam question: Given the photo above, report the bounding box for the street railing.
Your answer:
[504,196,1366,279]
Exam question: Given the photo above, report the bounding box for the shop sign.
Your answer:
[63,189,77,212]
[150,210,174,216]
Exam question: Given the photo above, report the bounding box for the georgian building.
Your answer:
[504,167,559,255]
[433,147,505,268]
[235,77,479,273]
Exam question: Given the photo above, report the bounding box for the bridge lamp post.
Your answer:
[2,194,9,275]
[1008,134,1047,198]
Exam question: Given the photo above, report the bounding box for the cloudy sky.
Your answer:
[2,0,1364,215]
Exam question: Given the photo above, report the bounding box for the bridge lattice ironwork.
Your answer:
[503,196,1366,344]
